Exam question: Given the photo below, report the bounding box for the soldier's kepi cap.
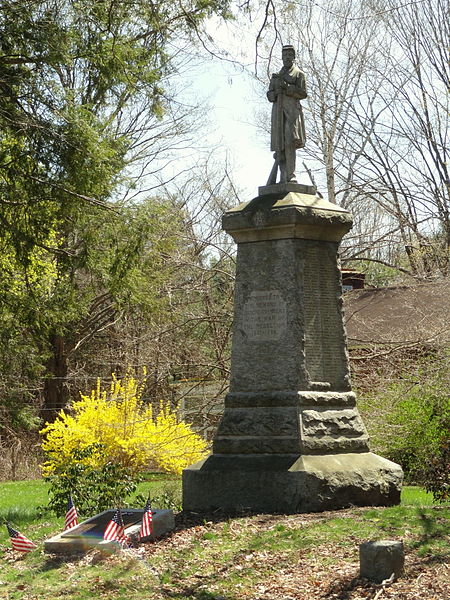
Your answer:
[282,45,296,53]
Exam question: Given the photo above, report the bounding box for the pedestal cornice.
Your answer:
[222,192,353,243]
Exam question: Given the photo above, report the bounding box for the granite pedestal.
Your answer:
[183,184,403,513]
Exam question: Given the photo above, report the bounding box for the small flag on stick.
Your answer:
[6,523,37,553]
[103,509,129,547]
[64,495,79,531]
[139,497,153,539]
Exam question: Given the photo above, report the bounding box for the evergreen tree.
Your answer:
[0,0,232,423]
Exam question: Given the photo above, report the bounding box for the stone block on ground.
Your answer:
[183,452,402,513]
[359,540,405,583]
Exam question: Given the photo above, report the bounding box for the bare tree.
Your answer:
[62,162,237,438]
[347,0,450,277]
[250,0,448,280]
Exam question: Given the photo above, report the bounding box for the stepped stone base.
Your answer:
[214,391,370,455]
[182,452,402,513]
[183,192,404,514]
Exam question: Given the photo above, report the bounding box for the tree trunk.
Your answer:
[40,334,70,424]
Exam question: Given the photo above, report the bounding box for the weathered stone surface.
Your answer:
[241,289,287,342]
[183,191,403,513]
[258,182,316,196]
[224,390,357,408]
[216,407,298,437]
[222,193,353,244]
[229,237,351,394]
[44,509,175,555]
[302,241,351,389]
[359,540,405,583]
[224,391,301,408]
[301,408,366,437]
[213,436,301,454]
[183,453,403,513]
[213,400,369,455]
[298,391,357,407]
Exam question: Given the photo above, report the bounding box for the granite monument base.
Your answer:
[183,452,403,513]
[182,190,403,514]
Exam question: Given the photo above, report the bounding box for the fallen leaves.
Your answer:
[3,507,448,600]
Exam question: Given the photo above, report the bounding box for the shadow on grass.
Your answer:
[323,576,375,600]
[175,510,247,532]
[162,589,237,600]
[323,507,449,599]
[0,506,43,525]
[40,552,87,572]
[410,508,450,557]
[175,509,304,532]
[323,551,449,600]
[40,549,239,600]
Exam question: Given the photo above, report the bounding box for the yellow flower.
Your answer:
[40,370,208,476]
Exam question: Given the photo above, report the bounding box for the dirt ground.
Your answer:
[133,510,450,600]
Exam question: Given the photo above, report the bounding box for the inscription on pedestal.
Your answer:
[242,290,287,342]
[303,243,348,387]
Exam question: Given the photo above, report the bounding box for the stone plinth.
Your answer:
[182,189,403,513]
[360,540,405,583]
[258,182,317,197]
[183,453,402,513]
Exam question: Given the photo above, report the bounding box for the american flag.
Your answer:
[64,495,79,530]
[6,523,37,553]
[103,509,129,547]
[139,497,153,539]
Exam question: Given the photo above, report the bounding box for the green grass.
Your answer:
[360,505,449,557]
[401,485,436,506]
[0,474,180,514]
[0,481,447,600]
[134,474,182,509]
[0,480,429,525]
[0,479,49,523]
[0,474,181,548]
[0,481,437,519]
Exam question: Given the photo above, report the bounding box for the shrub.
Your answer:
[40,371,208,515]
[43,444,142,516]
[420,437,449,502]
[358,351,449,502]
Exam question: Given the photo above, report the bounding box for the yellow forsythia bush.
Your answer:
[40,370,209,476]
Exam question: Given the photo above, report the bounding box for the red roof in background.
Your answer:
[343,278,450,346]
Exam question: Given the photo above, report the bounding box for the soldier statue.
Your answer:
[266,45,307,185]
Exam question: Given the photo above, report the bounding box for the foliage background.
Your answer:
[0,0,448,504]
[40,372,208,514]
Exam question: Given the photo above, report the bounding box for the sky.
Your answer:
[194,16,272,199]
[169,15,312,202]
[189,57,273,199]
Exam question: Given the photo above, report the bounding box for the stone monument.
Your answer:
[360,540,405,583]
[182,46,403,513]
